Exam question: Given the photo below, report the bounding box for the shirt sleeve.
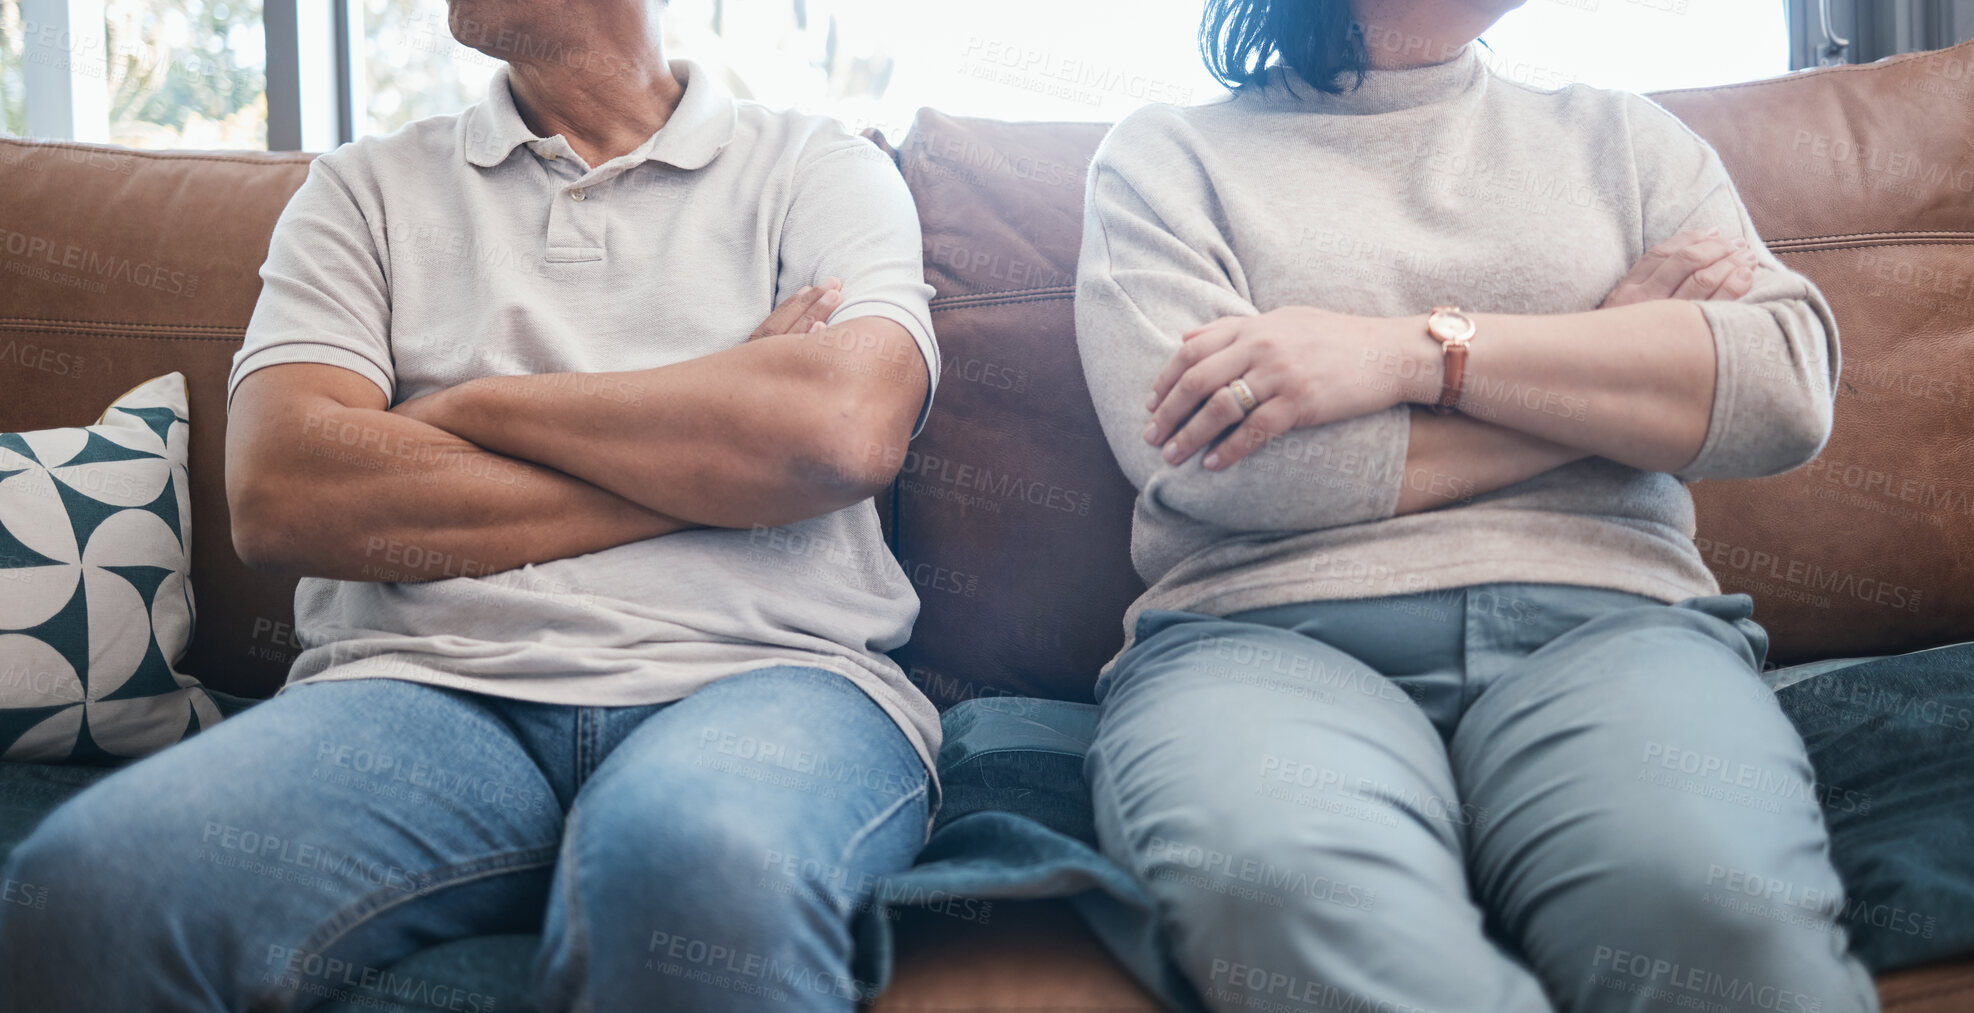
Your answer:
[228,156,395,409]
[777,138,941,437]
[1074,111,1409,533]
[1624,94,1840,481]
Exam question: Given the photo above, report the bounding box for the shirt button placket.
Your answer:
[545,173,600,261]
[547,176,605,261]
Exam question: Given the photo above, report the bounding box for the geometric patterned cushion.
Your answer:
[0,372,221,762]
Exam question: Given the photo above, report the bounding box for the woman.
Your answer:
[1074,2,1873,1011]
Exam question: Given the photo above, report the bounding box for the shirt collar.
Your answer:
[459,59,737,171]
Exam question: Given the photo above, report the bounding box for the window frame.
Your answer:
[265,0,352,150]
[1792,0,1971,68]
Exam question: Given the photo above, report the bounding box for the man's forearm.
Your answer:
[1396,407,1588,516]
[399,317,925,529]
[230,382,692,581]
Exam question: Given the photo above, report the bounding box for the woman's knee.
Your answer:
[1518,800,1865,1005]
[1091,624,1435,808]
[1132,816,1303,921]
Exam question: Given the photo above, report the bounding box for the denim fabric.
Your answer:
[931,696,1101,843]
[1771,641,1974,971]
[848,696,1208,1012]
[2,645,1960,1012]
[0,666,928,1013]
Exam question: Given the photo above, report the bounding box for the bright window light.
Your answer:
[1480,0,1792,94]
[346,0,1794,144]
[664,0,1222,141]
[667,0,1793,144]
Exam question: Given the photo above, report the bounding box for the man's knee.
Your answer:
[11,780,141,876]
[2,792,156,951]
[600,784,884,922]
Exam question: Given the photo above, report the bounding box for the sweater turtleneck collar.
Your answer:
[1260,43,1484,115]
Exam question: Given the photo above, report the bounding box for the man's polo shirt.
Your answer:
[230,61,944,776]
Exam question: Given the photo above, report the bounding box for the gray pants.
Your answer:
[1087,583,1879,1013]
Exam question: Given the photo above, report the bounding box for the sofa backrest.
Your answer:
[890,39,1974,707]
[1,144,312,697]
[1652,44,1974,663]
[3,40,1969,703]
[882,115,1138,708]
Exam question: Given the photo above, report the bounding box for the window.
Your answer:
[358,0,493,137]
[664,0,1219,142]
[103,0,266,148]
[658,0,1791,143]
[1478,0,1792,94]
[3,0,265,147]
[1,2,24,135]
[6,1,1950,151]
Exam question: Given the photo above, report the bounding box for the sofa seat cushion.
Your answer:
[309,914,1974,1013]
[309,901,1165,1013]
[1876,958,1974,1013]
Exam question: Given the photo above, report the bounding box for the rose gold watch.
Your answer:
[1426,306,1477,414]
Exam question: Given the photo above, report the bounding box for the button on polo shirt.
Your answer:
[230,60,947,778]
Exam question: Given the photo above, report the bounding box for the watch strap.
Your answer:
[1436,342,1468,413]
[1428,306,1475,414]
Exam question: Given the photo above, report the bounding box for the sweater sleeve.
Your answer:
[1074,111,1409,532]
[1624,94,1840,481]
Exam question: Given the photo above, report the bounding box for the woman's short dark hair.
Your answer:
[1199,0,1367,95]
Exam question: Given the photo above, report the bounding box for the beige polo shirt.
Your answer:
[230,61,945,778]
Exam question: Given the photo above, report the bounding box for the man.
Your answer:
[0,0,940,1009]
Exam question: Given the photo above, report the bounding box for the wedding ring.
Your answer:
[1227,377,1258,416]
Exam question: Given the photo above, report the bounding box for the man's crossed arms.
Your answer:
[226,281,927,582]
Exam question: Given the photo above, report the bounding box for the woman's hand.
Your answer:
[1601,228,1757,308]
[1143,230,1758,474]
[1144,307,1426,471]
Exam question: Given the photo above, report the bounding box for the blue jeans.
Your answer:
[1088,584,1880,1013]
[0,665,930,1012]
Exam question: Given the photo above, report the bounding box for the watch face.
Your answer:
[1429,311,1476,344]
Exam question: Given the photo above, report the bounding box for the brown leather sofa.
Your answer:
[3,37,1972,1013]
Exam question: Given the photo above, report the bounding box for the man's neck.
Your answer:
[503,39,685,168]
